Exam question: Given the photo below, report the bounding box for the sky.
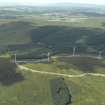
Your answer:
[1,0,105,5]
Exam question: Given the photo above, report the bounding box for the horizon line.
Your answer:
[0,2,105,6]
[0,1,105,6]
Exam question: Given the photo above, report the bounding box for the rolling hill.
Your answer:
[0,21,33,46]
[0,20,105,56]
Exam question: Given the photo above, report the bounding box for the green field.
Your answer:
[0,21,32,46]
[23,56,105,74]
[0,57,105,105]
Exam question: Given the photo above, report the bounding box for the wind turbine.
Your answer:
[14,53,17,63]
[97,51,102,59]
[48,52,50,62]
[72,47,76,56]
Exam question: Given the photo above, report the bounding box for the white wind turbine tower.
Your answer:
[14,53,17,64]
[97,51,102,59]
[48,52,50,62]
[72,47,76,56]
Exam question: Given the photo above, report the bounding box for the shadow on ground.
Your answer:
[30,26,105,53]
[58,57,105,73]
[0,58,24,86]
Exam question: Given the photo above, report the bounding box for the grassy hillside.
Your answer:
[0,58,105,105]
[1,8,105,105]
[1,70,105,105]
[31,26,105,54]
[23,56,105,74]
[0,21,33,46]
[0,17,105,55]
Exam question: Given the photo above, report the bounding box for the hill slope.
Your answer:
[0,21,105,55]
[31,26,105,54]
[0,21,33,46]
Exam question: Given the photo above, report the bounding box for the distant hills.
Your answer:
[0,21,105,55]
[0,3,105,15]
